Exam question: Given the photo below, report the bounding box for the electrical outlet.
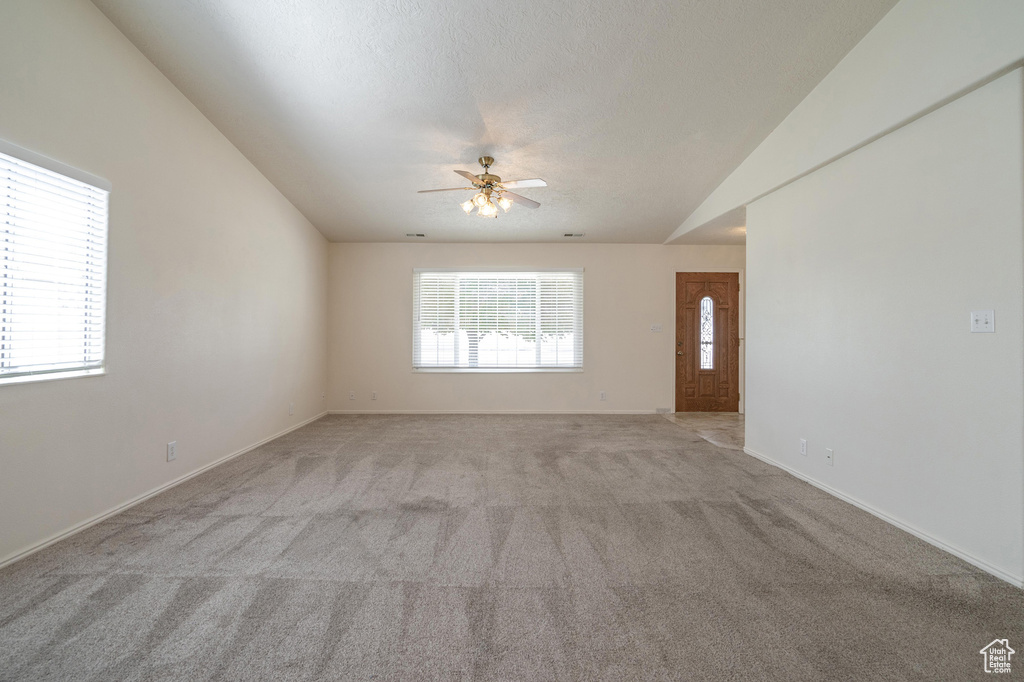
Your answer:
[599,391,607,401]
[371,391,377,400]
[799,438,807,456]
[650,324,663,333]
[349,391,355,400]
[289,402,294,415]
[166,441,177,462]
[825,448,834,466]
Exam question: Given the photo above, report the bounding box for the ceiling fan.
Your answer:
[418,156,547,218]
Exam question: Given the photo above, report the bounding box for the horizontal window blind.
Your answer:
[413,269,583,370]
[1,149,108,381]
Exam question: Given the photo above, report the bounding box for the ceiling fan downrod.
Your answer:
[476,157,500,187]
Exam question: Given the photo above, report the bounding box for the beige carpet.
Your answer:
[0,414,1020,681]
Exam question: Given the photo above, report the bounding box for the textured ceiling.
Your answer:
[91,0,895,243]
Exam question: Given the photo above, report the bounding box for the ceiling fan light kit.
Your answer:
[418,156,546,219]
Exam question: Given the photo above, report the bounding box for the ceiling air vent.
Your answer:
[563,233,584,238]
[405,233,426,237]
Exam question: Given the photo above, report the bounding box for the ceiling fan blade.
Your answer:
[417,187,475,193]
[454,170,483,185]
[501,190,540,209]
[496,178,547,189]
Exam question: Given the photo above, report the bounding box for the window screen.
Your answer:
[1,146,109,383]
[413,269,583,370]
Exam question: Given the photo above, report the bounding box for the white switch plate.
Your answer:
[371,391,377,400]
[650,324,663,333]
[970,310,994,333]
[825,448,834,466]
[349,391,356,400]
[167,441,177,462]
[799,438,807,456]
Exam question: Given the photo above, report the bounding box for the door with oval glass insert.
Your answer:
[675,272,739,412]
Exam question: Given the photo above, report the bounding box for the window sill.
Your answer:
[0,367,106,386]
[413,367,583,373]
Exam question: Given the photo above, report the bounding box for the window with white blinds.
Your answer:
[1,145,109,384]
[413,269,583,370]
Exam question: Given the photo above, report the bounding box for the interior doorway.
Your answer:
[675,272,740,412]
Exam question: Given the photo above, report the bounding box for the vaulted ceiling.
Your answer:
[91,0,895,243]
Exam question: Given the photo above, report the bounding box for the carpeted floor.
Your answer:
[0,414,1020,681]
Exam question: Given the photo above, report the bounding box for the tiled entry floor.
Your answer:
[663,412,744,450]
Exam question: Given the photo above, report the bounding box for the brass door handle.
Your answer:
[677,351,683,356]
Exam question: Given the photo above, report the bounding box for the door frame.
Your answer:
[674,269,745,414]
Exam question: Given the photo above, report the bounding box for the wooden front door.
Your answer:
[675,272,739,412]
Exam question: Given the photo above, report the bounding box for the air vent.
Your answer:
[405,233,426,238]
[563,233,584,238]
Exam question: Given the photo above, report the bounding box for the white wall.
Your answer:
[328,243,744,413]
[667,0,1024,242]
[0,0,328,565]
[745,69,1024,583]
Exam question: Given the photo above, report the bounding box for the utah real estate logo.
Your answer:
[980,639,1015,674]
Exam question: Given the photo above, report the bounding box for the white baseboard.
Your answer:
[327,409,657,415]
[742,446,1023,588]
[0,411,328,570]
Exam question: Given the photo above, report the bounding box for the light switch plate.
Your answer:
[650,324,663,333]
[970,310,994,333]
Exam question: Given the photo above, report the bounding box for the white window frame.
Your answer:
[0,140,110,386]
[412,268,584,372]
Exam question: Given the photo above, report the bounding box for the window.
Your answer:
[1,142,109,385]
[413,269,583,370]
[699,295,714,370]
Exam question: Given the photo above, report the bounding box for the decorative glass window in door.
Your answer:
[699,296,714,370]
